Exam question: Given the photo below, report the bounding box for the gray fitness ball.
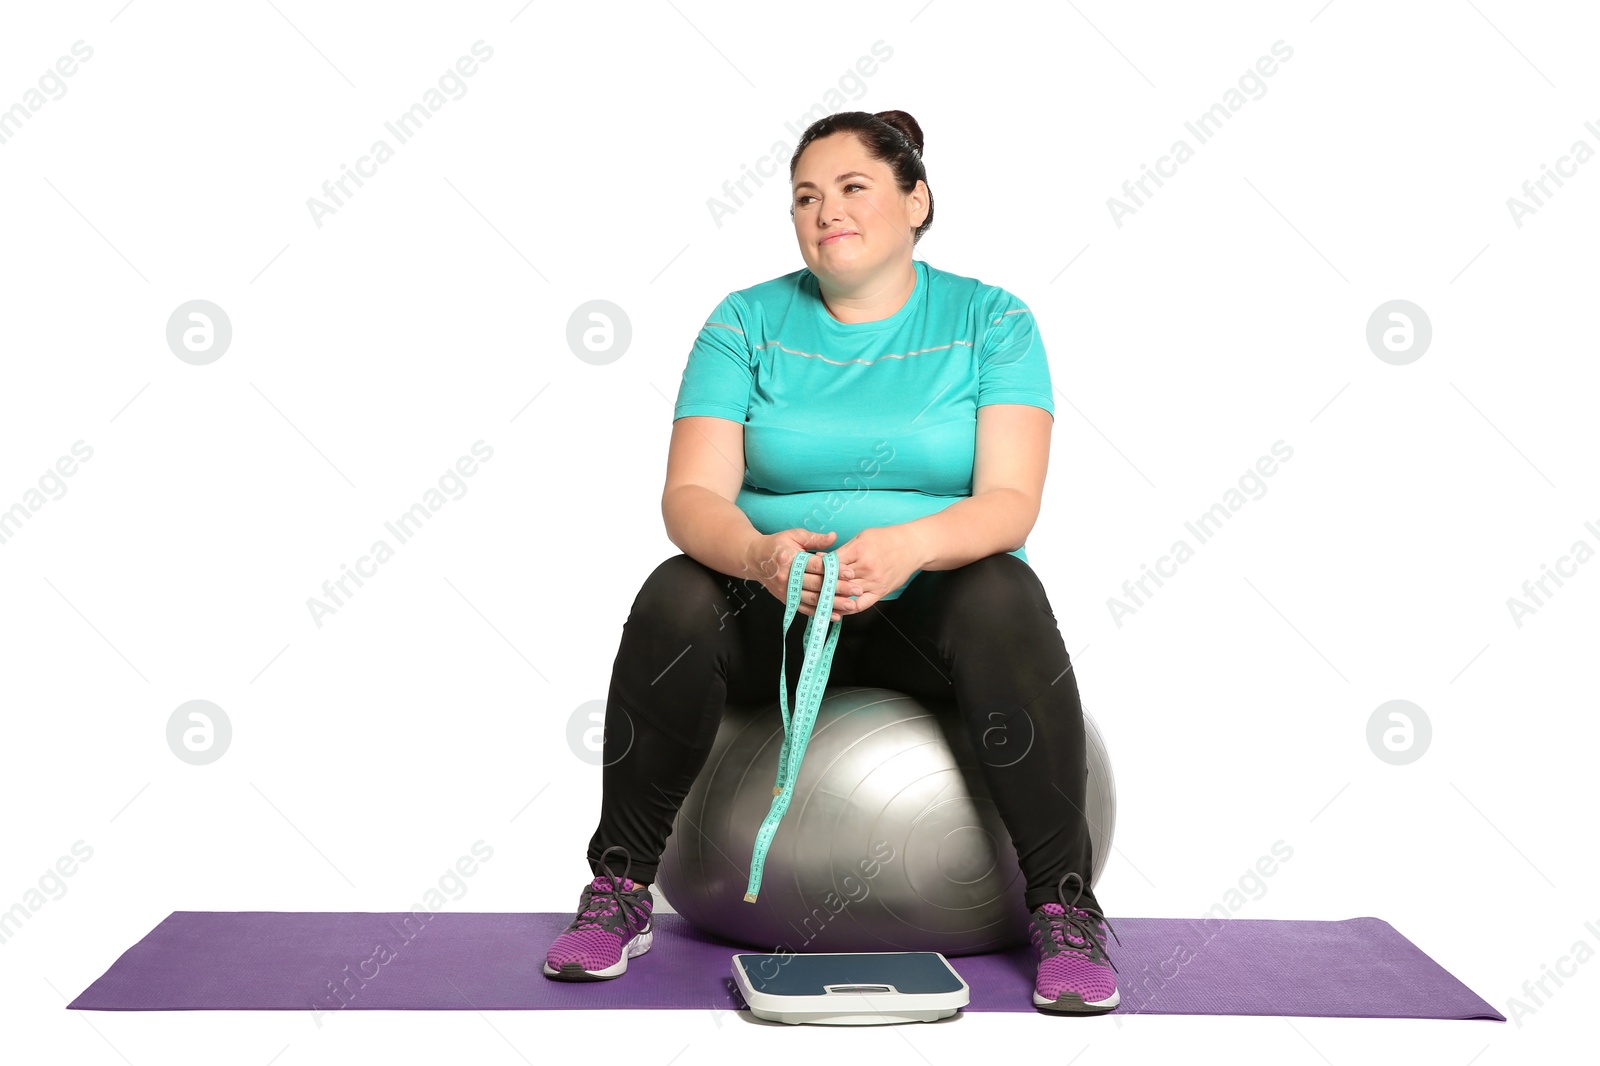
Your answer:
[655,686,1115,957]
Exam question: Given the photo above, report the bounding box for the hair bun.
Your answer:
[874,109,924,155]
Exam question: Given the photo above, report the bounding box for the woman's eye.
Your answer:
[796,184,865,206]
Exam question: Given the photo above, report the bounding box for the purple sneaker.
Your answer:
[542,846,655,981]
[1030,871,1121,1013]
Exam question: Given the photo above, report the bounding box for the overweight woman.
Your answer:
[542,110,1120,1015]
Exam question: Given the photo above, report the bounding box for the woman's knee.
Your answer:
[628,554,733,641]
[937,555,1070,698]
[940,553,1055,626]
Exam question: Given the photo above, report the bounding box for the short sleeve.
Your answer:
[978,293,1054,418]
[673,293,753,423]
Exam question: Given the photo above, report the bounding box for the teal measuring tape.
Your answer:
[743,549,844,903]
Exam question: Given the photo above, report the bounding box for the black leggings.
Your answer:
[585,551,1101,914]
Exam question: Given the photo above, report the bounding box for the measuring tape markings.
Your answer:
[743,549,844,903]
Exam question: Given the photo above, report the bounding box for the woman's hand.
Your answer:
[831,526,925,614]
[743,528,864,622]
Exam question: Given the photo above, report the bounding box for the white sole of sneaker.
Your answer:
[1034,985,1120,1012]
[542,926,653,980]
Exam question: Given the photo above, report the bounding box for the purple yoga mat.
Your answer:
[69,910,1503,1020]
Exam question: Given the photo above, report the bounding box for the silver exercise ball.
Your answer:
[654,686,1115,957]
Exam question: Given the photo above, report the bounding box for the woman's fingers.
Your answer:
[804,573,860,593]
[795,594,844,621]
[802,584,862,605]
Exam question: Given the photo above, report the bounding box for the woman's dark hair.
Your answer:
[789,110,933,245]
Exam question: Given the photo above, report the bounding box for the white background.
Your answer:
[2,0,1596,1061]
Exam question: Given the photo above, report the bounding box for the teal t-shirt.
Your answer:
[672,257,1054,601]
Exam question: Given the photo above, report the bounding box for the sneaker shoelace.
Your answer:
[567,846,649,937]
[1036,871,1121,973]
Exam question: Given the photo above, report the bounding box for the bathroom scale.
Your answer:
[730,951,969,1025]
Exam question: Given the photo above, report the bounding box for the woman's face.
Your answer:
[791,132,926,287]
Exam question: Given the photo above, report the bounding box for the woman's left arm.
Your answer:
[908,403,1052,572]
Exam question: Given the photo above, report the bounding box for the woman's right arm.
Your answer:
[661,416,761,580]
[663,416,858,618]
